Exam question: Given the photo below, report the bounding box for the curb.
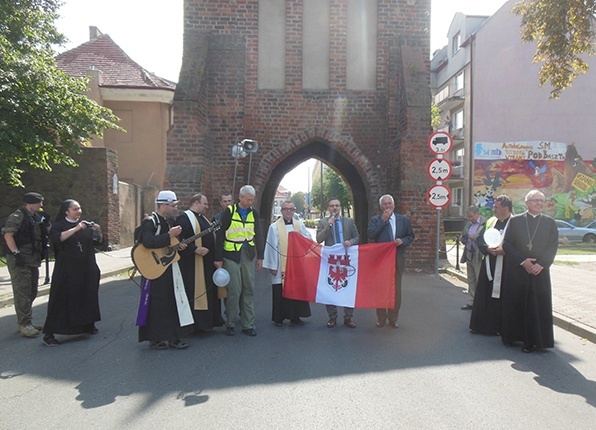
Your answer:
[0,266,134,308]
[441,267,596,344]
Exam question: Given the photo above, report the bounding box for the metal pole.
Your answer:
[247,153,253,185]
[232,156,240,196]
[435,207,441,276]
[455,234,461,271]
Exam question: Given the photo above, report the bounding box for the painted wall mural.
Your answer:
[473,141,596,225]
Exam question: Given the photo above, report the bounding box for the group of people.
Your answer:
[459,190,558,353]
[136,187,415,350]
[3,193,103,346]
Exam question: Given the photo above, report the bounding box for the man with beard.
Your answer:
[176,193,225,333]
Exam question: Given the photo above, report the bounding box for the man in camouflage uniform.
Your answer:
[3,192,47,337]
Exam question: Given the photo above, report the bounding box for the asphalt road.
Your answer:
[1,271,595,429]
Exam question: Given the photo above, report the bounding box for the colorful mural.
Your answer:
[473,142,596,225]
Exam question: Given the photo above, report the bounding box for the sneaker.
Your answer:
[225,327,235,336]
[17,324,43,332]
[20,324,40,337]
[168,340,189,349]
[42,334,61,346]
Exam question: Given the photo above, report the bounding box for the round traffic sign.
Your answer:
[427,158,453,182]
[427,184,451,208]
[427,131,453,155]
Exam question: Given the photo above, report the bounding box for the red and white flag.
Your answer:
[284,232,396,308]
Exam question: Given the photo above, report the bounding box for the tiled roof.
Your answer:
[56,34,175,90]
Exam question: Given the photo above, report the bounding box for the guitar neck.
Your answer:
[173,222,220,250]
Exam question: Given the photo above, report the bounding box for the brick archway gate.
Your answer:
[255,128,377,242]
[167,0,436,271]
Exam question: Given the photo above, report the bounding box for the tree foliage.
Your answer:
[290,191,306,214]
[0,0,121,186]
[310,166,351,216]
[513,0,596,99]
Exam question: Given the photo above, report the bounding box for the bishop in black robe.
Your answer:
[501,210,558,351]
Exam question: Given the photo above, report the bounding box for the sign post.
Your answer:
[427,131,453,275]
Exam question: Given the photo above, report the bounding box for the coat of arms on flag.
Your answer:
[284,233,397,309]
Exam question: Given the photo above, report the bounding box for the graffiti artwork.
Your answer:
[473,142,596,225]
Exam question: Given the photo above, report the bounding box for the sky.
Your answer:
[55,0,509,192]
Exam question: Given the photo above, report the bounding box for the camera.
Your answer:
[81,221,94,227]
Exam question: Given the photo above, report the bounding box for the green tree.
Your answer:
[0,0,120,186]
[514,0,596,99]
[310,166,350,215]
[290,191,306,214]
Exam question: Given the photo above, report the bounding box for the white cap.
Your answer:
[156,190,178,203]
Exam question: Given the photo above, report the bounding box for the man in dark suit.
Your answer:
[367,194,415,329]
[316,198,360,329]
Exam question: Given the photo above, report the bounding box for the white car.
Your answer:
[555,220,596,244]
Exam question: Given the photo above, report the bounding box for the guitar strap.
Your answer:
[185,210,208,310]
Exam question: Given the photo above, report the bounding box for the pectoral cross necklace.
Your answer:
[77,241,83,252]
[525,213,541,251]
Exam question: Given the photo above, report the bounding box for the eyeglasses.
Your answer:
[281,208,295,211]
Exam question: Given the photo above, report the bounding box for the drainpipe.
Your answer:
[467,33,476,207]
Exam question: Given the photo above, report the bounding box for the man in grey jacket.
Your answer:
[460,205,486,310]
[316,198,359,328]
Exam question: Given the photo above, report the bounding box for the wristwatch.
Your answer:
[13,249,20,255]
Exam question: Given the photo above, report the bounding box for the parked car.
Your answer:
[555,220,596,244]
[584,220,596,230]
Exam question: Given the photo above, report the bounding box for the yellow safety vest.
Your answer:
[224,204,256,252]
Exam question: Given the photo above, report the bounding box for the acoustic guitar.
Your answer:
[131,221,221,280]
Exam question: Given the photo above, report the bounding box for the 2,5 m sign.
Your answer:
[427,184,451,208]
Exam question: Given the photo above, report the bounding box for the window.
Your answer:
[452,187,463,207]
[452,32,461,54]
[453,109,464,130]
[454,71,464,92]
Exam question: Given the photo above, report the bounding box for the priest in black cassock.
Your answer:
[501,190,558,353]
[469,195,512,335]
[42,199,102,346]
[176,193,225,332]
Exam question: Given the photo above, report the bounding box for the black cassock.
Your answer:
[176,211,225,331]
[138,214,193,343]
[501,213,558,349]
[43,219,101,335]
[470,217,509,335]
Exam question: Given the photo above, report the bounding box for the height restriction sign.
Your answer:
[427,184,451,208]
[427,158,453,182]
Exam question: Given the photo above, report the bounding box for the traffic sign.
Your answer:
[427,184,451,208]
[427,131,453,155]
[427,158,453,182]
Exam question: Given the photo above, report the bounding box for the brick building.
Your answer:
[168,0,435,269]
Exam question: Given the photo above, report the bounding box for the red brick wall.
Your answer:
[169,0,436,271]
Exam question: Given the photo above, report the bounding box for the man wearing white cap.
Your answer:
[137,190,193,350]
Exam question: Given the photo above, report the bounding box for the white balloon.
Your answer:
[213,268,230,287]
[484,228,502,248]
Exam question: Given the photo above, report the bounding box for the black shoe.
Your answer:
[42,335,61,347]
[225,327,235,336]
[290,318,305,326]
[389,322,399,329]
[87,325,99,335]
[461,304,473,310]
[521,345,535,353]
[242,328,257,337]
[274,321,283,327]
[376,320,386,328]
